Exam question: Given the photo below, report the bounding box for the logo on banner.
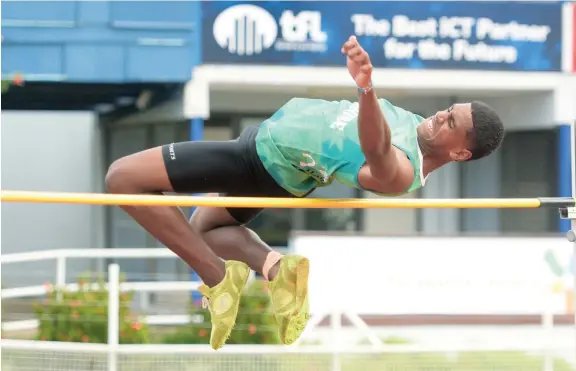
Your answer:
[213,4,277,56]
[213,4,327,56]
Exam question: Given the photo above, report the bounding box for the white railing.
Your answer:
[0,247,207,299]
[1,248,221,331]
[1,249,574,371]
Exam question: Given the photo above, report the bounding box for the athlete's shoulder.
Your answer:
[284,97,346,105]
[378,98,424,124]
[278,97,323,110]
[278,97,352,116]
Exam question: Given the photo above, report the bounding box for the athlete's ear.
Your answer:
[450,149,472,162]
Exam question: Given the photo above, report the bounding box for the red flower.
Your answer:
[13,74,23,86]
[248,324,257,335]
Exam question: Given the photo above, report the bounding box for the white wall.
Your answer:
[1,111,104,288]
[553,76,576,124]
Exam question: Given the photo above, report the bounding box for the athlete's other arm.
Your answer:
[341,36,414,194]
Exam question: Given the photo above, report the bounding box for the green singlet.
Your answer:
[255,97,427,197]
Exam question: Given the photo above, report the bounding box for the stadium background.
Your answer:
[1,1,575,370]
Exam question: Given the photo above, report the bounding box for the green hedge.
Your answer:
[34,274,149,344]
[33,274,279,345]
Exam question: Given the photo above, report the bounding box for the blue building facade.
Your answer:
[2,1,201,83]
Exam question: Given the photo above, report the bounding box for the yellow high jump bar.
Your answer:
[1,190,574,209]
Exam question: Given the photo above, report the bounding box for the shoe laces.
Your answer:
[198,286,235,346]
[201,295,232,341]
[199,285,211,309]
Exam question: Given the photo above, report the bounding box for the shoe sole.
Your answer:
[284,257,310,345]
[212,265,251,350]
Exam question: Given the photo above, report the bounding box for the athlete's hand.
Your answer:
[341,36,373,89]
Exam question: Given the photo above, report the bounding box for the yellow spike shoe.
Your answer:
[267,254,310,345]
[198,260,250,350]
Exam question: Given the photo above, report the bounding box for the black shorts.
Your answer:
[161,126,300,224]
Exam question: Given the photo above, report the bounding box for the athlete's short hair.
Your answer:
[468,101,504,161]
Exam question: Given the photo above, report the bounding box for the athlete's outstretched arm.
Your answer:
[341,36,414,193]
[357,86,392,156]
[342,36,390,155]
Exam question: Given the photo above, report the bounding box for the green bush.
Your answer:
[161,279,280,345]
[34,273,149,344]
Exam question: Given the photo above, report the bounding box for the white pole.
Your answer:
[542,303,554,371]
[330,309,342,371]
[331,285,344,371]
[56,256,66,301]
[107,263,120,371]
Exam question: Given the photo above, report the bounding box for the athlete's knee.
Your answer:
[105,156,148,194]
[105,158,132,194]
[106,147,169,194]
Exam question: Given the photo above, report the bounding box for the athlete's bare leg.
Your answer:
[105,147,226,287]
[189,207,281,280]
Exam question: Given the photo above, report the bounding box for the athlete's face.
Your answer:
[417,103,474,161]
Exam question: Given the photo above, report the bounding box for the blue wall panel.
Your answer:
[2,1,77,24]
[109,1,196,27]
[2,45,64,77]
[126,45,191,81]
[66,45,125,82]
[77,2,110,25]
[1,1,201,83]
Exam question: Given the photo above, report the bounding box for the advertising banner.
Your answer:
[202,1,563,72]
[293,235,574,315]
